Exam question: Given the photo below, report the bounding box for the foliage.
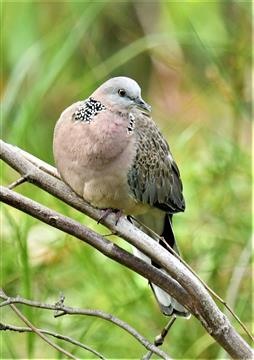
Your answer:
[1,1,252,359]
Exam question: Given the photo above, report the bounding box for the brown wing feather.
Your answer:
[127,113,185,214]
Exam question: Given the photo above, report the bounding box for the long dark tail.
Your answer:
[161,214,179,252]
[150,214,189,317]
[132,213,190,317]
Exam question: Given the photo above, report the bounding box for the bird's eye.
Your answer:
[118,89,126,97]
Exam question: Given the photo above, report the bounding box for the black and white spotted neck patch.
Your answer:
[74,97,106,123]
[127,113,135,133]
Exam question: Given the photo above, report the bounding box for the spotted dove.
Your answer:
[53,76,189,317]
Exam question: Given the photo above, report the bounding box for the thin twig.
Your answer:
[0,322,105,359]
[0,291,78,360]
[217,238,253,359]
[154,317,177,347]
[224,237,252,319]
[142,350,154,360]
[0,290,170,360]
[142,317,177,360]
[8,175,28,190]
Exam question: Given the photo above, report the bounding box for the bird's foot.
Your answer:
[97,208,123,226]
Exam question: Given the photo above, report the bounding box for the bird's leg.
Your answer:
[114,209,123,225]
[97,208,123,225]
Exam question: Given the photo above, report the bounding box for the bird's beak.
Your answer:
[135,97,151,112]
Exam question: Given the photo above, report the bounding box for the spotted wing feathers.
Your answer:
[128,114,185,213]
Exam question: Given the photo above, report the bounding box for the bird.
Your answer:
[53,76,190,318]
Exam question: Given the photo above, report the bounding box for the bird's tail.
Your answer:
[132,212,190,318]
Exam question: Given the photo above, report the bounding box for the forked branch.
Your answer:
[0,290,170,359]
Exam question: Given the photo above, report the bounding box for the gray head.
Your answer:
[92,76,151,112]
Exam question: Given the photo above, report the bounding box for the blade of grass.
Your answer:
[3,207,35,356]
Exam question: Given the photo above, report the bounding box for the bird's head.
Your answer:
[92,76,151,113]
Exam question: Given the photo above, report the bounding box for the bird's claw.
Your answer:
[97,208,123,226]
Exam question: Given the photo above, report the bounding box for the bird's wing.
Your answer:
[128,112,189,317]
[127,113,185,214]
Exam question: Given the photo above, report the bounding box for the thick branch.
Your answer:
[1,186,191,311]
[1,140,253,359]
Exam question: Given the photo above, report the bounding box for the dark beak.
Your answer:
[135,97,151,112]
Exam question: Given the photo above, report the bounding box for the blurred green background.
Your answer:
[1,1,252,359]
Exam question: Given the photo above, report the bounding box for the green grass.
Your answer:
[1,1,252,359]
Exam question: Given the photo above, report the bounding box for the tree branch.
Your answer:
[1,140,253,359]
[1,291,78,360]
[0,322,106,359]
[0,186,191,310]
[0,291,171,359]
